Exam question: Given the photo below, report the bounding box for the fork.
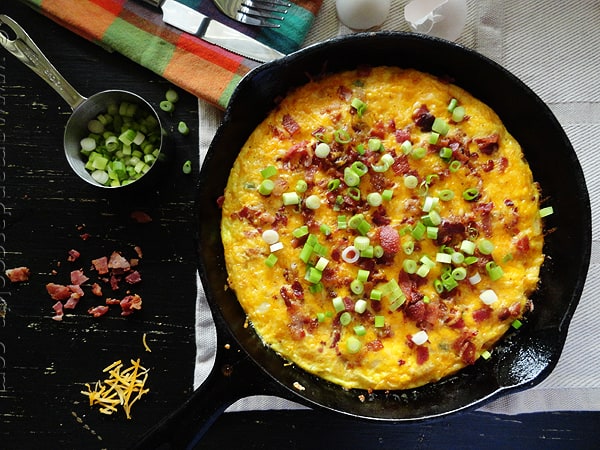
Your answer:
[211,0,291,28]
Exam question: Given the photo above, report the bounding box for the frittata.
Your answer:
[220,67,545,390]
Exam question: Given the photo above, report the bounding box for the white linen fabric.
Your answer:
[194,0,600,414]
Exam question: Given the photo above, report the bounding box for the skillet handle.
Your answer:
[132,328,296,449]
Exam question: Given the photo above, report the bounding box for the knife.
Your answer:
[139,0,285,62]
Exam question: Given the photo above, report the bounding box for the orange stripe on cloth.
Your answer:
[164,38,256,109]
[40,0,120,42]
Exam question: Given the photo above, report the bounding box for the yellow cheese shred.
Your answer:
[81,358,150,419]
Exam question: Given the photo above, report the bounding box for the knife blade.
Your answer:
[140,0,285,62]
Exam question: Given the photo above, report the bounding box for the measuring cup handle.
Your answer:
[0,15,86,110]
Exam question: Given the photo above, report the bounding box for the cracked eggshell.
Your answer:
[336,0,391,31]
[404,0,468,41]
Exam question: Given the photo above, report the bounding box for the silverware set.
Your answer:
[212,0,291,27]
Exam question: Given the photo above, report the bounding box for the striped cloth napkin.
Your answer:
[22,0,323,109]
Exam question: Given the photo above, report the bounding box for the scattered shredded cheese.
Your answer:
[81,358,150,419]
[142,333,152,352]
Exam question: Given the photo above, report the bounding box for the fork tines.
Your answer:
[241,0,291,21]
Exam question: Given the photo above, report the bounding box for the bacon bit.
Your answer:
[282,114,300,136]
[472,306,492,323]
[133,246,143,259]
[81,358,150,419]
[67,249,81,262]
[475,134,499,155]
[80,233,91,241]
[124,271,142,285]
[377,225,400,255]
[91,256,109,275]
[108,252,131,272]
[5,266,31,283]
[64,293,81,310]
[416,346,429,365]
[453,336,477,365]
[105,298,121,305]
[366,340,384,352]
[216,195,225,208]
[515,236,530,253]
[88,305,110,318]
[46,283,72,301]
[412,104,435,131]
[120,294,142,316]
[70,269,89,286]
[130,210,153,224]
[91,283,103,297]
[51,301,64,321]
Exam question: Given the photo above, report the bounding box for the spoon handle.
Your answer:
[0,15,86,110]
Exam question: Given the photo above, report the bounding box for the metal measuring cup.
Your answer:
[0,15,166,189]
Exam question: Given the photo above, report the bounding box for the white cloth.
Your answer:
[194,0,600,414]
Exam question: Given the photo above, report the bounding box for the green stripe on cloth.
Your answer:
[102,18,175,75]
[218,73,245,108]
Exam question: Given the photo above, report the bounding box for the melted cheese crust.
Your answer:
[221,67,544,390]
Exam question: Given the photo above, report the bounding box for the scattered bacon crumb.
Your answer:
[130,210,153,224]
[88,305,110,318]
[52,301,64,321]
[133,246,143,259]
[125,271,142,285]
[120,294,142,317]
[46,283,72,301]
[80,233,91,241]
[67,249,81,262]
[70,269,89,286]
[91,256,109,275]
[108,252,130,272]
[5,266,30,283]
[91,282,103,297]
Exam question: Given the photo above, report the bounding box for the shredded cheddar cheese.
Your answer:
[142,333,152,352]
[82,358,149,419]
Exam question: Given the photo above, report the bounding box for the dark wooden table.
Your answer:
[1,2,598,449]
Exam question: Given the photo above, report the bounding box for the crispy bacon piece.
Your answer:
[70,269,89,286]
[475,134,499,155]
[412,104,435,131]
[366,340,384,352]
[64,293,81,310]
[91,256,109,275]
[46,283,72,301]
[453,333,477,365]
[88,305,110,318]
[125,270,142,285]
[51,301,64,321]
[5,266,30,283]
[377,225,400,255]
[108,251,131,273]
[130,210,153,224]
[120,294,142,316]
[282,114,300,136]
[416,345,429,365]
[67,249,80,262]
[91,282,103,297]
[472,306,492,323]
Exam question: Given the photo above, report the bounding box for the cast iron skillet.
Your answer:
[135,32,591,449]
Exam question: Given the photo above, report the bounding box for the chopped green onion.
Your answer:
[511,319,523,329]
[356,219,371,236]
[261,165,277,178]
[463,188,480,201]
[351,161,369,177]
[403,259,417,274]
[354,299,368,314]
[429,132,440,145]
[165,88,179,103]
[320,223,331,235]
[481,350,492,360]
[436,252,453,264]
[305,194,321,210]
[411,146,427,159]
[332,296,345,313]
[177,121,190,135]
[432,117,450,135]
[404,175,419,189]
[354,236,370,251]
[350,279,364,295]
[337,215,347,230]
[447,98,458,112]
[449,160,461,172]
[328,179,341,191]
[357,269,370,282]
[282,192,300,205]
[353,325,367,336]
[344,167,360,187]
[340,312,352,326]
[370,289,382,301]
[367,192,382,207]
[182,160,192,174]
[315,257,329,271]
[539,206,554,218]
[306,267,323,284]
[293,225,309,238]
[460,239,476,255]
[346,336,362,354]
[382,189,393,201]
[315,142,331,158]
[347,187,361,201]
[411,221,426,240]
[439,146,453,160]
[295,179,308,193]
[452,106,466,122]
[334,128,352,144]
[368,138,383,151]
[452,267,467,280]
[374,315,385,328]
[400,140,413,154]
[264,253,278,267]
[479,289,498,305]
[351,98,367,117]
[258,179,275,196]
[159,100,174,113]
[486,261,504,281]
[438,189,455,201]
[478,239,495,255]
